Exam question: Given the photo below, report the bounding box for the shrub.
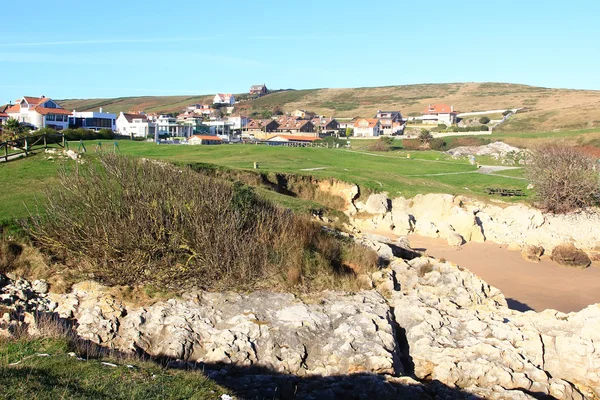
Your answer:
[400,139,421,151]
[429,138,447,151]
[27,155,377,291]
[480,125,490,131]
[526,144,600,213]
[367,136,393,151]
[479,116,491,124]
[437,124,447,130]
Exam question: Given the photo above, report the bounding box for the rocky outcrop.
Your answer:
[2,233,600,399]
[350,192,600,259]
[49,283,402,378]
[389,256,598,399]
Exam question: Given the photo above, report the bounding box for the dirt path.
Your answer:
[408,235,600,313]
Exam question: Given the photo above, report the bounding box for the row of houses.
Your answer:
[2,96,117,132]
[0,92,459,145]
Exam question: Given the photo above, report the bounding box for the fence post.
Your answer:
[44,134,47,149]
[4,145,7,162]
[24,137,28,156]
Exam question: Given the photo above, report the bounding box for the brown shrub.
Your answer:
[367,140,391,152]
[27,155,377,292]
[526,144,600,213]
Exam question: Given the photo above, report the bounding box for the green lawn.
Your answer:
[0,337,228,399]
[0,140,531,221]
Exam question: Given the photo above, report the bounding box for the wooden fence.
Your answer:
[0,133,65,162]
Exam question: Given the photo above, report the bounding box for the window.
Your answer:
[46,114,56,121]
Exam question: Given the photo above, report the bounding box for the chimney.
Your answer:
[41,95,45,98]
[451,105,454,112]
[100,107,103,113]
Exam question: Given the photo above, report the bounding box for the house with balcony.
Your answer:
[177,113,208,134]
[213,93,236,105]
[116,112,156,138]
[69,108,116,131]
[226,115,248,131]
[419,104,457,125]
[353,118,381,137]
[5,96,71,130]
[311,117,339,135]
[375,110,404,135]
[276,118,315,135]
[249,84,268,97]
[154,115,193,138]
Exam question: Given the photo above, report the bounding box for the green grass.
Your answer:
[0,337,228,399]
[0,140,532,220]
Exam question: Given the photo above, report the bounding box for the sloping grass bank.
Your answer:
[0,337,227,399]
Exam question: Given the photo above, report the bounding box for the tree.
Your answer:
[418,129,433,146]
[526,144,600,213]
[479,116,491,125]
[345,127,353,138]
[2,118,23,140]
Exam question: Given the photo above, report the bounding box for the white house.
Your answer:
[6,96,71,130]
[213,93,235,105]
[204,120,235,136]
[189,135,223,145]
[116,112,156,138]
[69,108,116,131]
[419,104,457,125]
[155,115,193,138]
[0,111,8,126]
[225,115,248,130]
[353,118,381,137]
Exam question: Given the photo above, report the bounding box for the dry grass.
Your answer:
[59,83,600,132]
[26,155,378,293]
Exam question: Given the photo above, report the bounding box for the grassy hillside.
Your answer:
[58,83,600,132]
[0,140,528,222]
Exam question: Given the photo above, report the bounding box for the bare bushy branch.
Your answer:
[526,144,600,213]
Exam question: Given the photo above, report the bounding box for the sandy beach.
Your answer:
[407,235,600,313]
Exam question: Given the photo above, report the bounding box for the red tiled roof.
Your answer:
[0,112,8,118]
[33,107,72,116]
[190,135,222,141]
[6,104,20,113]
[354,118,379,128]
[423,104,455,114]
[271,135,320,142]
[22,96,44,105]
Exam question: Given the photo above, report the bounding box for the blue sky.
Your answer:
[1,0,599,104]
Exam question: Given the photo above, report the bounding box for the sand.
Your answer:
[408,235,600,313]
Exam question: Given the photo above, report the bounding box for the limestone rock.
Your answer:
[507,242,522,251]
[32,280,49,294]
[446,231,464,247]
[365,193,390,215]
[522,244,544,262]
[414,219,438,238]
[551,243,591,268]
